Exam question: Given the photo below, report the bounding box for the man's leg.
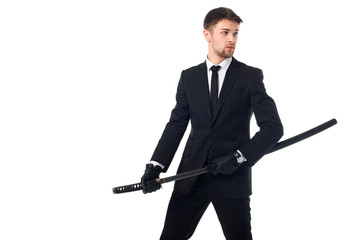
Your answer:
[212,195,252,240]
[160,176,210,240]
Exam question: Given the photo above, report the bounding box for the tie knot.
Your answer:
[210,65,221,73]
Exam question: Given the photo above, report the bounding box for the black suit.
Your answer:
[152,58,283,239]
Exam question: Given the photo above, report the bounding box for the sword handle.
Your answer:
[112,182,143,194]
[112,178,161,194]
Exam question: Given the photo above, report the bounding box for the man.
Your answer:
[141,7,283,240]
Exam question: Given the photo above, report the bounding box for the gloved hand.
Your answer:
[141,163,162,194]
[211,152,241,175]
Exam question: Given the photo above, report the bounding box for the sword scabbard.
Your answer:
[113,118,337,194]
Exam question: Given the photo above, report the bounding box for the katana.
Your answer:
[113,118,337,194]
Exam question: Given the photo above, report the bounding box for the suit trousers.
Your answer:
[160,173,252,240]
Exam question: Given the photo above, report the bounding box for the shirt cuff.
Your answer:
[149,160,165,169]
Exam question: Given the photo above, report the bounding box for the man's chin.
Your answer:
[220,53,234,59]
[220,49,235,58]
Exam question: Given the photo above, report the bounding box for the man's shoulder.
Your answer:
[180,58,262,76]
[178,62,206,81]
[183,61,206,73]
[232,58,262,73]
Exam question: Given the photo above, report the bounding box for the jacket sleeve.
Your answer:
[239,69,283,166]
[150,72,190,172]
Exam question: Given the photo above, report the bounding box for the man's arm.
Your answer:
[150,72,191,172]
[141,73,190,193]
[239,69,283,166]
[209,68,283,175]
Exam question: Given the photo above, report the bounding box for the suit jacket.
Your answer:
[151,58,283,199]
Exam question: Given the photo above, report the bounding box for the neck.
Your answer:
[207,54,226,65]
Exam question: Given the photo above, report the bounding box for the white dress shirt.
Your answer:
[205,57,232,97]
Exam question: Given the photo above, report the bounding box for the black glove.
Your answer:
[211,152,241,175]
[141,163,162,194]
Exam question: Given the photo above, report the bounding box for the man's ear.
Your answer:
[203,29,211,42]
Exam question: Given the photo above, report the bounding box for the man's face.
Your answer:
[204,19,239,60]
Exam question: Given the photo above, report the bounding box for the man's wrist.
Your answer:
[149,160,165,169]
[234,150,246,164]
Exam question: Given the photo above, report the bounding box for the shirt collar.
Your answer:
[206,57,232,72]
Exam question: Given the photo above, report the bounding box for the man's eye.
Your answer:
[222,31,228,35]
[234,32,239,37]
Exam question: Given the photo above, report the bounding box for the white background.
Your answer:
[1,0,359,239]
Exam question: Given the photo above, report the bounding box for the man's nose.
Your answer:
[228,34,235,43]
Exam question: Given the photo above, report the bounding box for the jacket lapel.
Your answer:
[212,58,242,124]
[197,62,213,121]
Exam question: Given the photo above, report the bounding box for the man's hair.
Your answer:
[203,7,242,30]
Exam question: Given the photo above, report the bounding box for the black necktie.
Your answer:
[210,65,221,116]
